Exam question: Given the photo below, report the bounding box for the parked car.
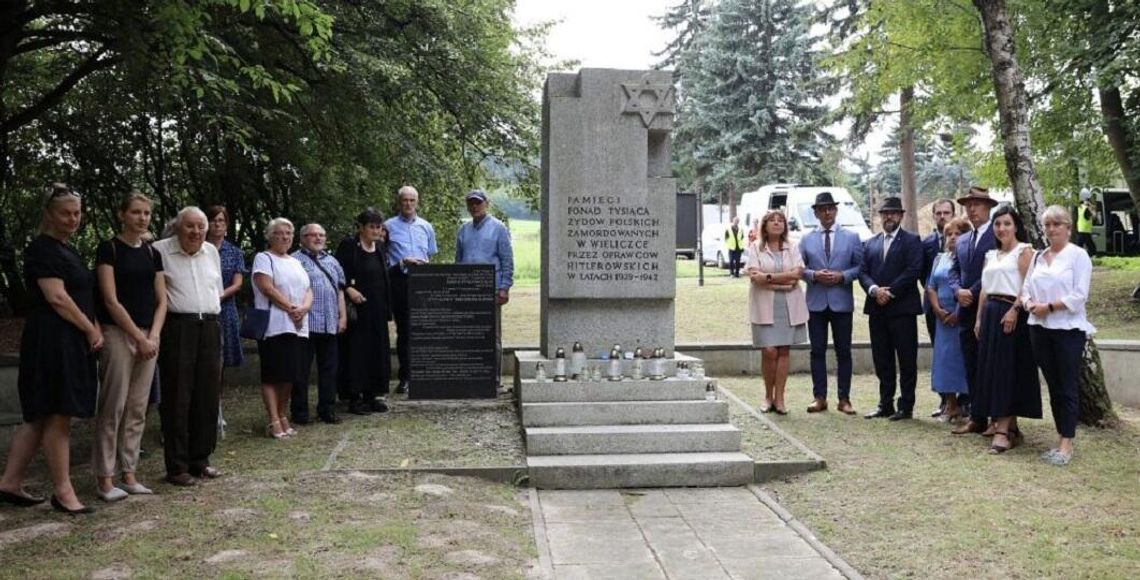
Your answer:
[737,184,873,244]
[700,224,728,268]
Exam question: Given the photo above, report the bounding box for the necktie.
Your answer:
[823,230,832,261]
[969,230,978,262]
[882,233,892,260]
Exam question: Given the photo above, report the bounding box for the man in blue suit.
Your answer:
[801,192,864,415]
[860,197,924,421]
[922,199,956,417]
[947,186,999,435]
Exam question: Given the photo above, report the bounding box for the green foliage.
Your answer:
[0,0,547,312]
[671,0,838,200]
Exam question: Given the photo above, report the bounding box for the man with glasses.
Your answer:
[291,224,347,424]
[456,189,514,392]
[923,199,956,417]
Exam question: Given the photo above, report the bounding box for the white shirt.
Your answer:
[973,221,991,249]
[252,252,311,338]
[1020,243,1097,335]
[153,237,223,315]
[981,243,1030,296]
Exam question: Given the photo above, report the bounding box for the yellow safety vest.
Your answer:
[1077,204,1093,234]
[725,226,745,251]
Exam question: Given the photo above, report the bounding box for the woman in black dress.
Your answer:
[336,209,393,415]
[0,183,102,514]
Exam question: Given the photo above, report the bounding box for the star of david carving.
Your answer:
[620,79,676,127]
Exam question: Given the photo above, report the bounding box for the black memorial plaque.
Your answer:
[407,264,497,399]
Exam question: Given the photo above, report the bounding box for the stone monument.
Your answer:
[516,69,753,489]
[541,68,677,357]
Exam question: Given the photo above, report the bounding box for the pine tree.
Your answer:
[673,0,836,203]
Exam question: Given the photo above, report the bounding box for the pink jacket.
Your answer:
[745,240,809,326]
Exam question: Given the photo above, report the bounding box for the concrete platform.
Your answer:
[526,423,741,455]
[521,400,728,427]
[519,378,711,403]
[528,452,755,489]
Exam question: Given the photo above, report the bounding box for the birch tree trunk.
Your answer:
[973,0,1118,427]
[899,86,919,232]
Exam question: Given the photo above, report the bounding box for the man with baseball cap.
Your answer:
[456,189,514,390]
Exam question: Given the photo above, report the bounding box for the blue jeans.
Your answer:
[292,332,339,419]
[808,309,853,400]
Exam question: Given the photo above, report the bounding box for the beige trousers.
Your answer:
[93,325,156,477]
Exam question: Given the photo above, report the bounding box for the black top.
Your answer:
[336,235,392,323]
[95,237,164,328]
[25,234,95,319]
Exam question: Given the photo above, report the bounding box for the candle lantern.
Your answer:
[553,347,568,382]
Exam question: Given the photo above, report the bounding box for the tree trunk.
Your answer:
[974,0,1117,427]
[899,86,919,232]
[1078,339,1119,426]
[1097,86,1140,211]
[972,0,1047,246]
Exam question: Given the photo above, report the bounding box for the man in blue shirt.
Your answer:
[385,185,438,394]
[291,223,347,425]
[456,189,514,388]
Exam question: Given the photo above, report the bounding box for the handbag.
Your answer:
[239,252,275,340]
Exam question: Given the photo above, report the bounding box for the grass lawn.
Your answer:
[0,388,536,579]
[723,374,1140,580]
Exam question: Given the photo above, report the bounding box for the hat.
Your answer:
[956,186,999,207]
[877,197,905,213]
[811,191,839,209]
[465,189,488,203]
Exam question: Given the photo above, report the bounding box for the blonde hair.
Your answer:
[39,182,81,233]
[118,190,152,213]
[1040,205,1071,227]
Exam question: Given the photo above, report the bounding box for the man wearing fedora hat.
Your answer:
[859,196,924,421]
[800,191,864,414]
[947,185,999,434]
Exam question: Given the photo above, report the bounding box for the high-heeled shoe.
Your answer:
[267,421,288,440]
[51,495,95,515]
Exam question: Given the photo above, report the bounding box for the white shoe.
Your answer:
[118,482,154,495]
[96,486,129,502]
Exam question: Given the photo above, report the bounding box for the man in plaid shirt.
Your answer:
[291,223,348,424]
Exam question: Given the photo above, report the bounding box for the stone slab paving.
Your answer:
[533,486,860,580]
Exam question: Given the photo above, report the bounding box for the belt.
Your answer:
[988,294,1017,304]
[168,312,219,321]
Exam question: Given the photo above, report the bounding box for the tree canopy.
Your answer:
[0,0,547,313]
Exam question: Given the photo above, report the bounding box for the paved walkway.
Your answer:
[530,486,860,580]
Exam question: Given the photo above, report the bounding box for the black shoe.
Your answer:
[888,410,913,421]
[319,412,342,424]
[349,401,372,415]
[291,415,311,426]
[395,381,409,395]
[369,399,389,413]
[864,406,894,419]
[0,489,46,507]
[51,495,95,515]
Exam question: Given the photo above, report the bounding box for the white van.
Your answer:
[737,184,873,244]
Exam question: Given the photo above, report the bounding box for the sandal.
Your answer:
[988,431,1011,454]
[267,421,288,440]
[759,399,773,413]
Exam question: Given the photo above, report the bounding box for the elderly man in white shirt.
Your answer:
[153,207,224,487]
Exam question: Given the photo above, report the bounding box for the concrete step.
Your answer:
[527,452,755,488]
[514,350,703,380]
[521,400,728,427]
[519,378,714,403]
[526,423,741,455]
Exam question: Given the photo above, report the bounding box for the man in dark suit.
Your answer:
[947,186,999,434]
[859,197,924,421]
[922,198,956,417]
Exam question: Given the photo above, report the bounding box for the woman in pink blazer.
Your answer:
[745,210,808,414]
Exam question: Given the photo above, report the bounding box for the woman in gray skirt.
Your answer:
[745,210,808,415]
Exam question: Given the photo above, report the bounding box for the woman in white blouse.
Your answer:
[1020,205,1095,466]
[253,218,313,439]
[973,205,1042,454]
